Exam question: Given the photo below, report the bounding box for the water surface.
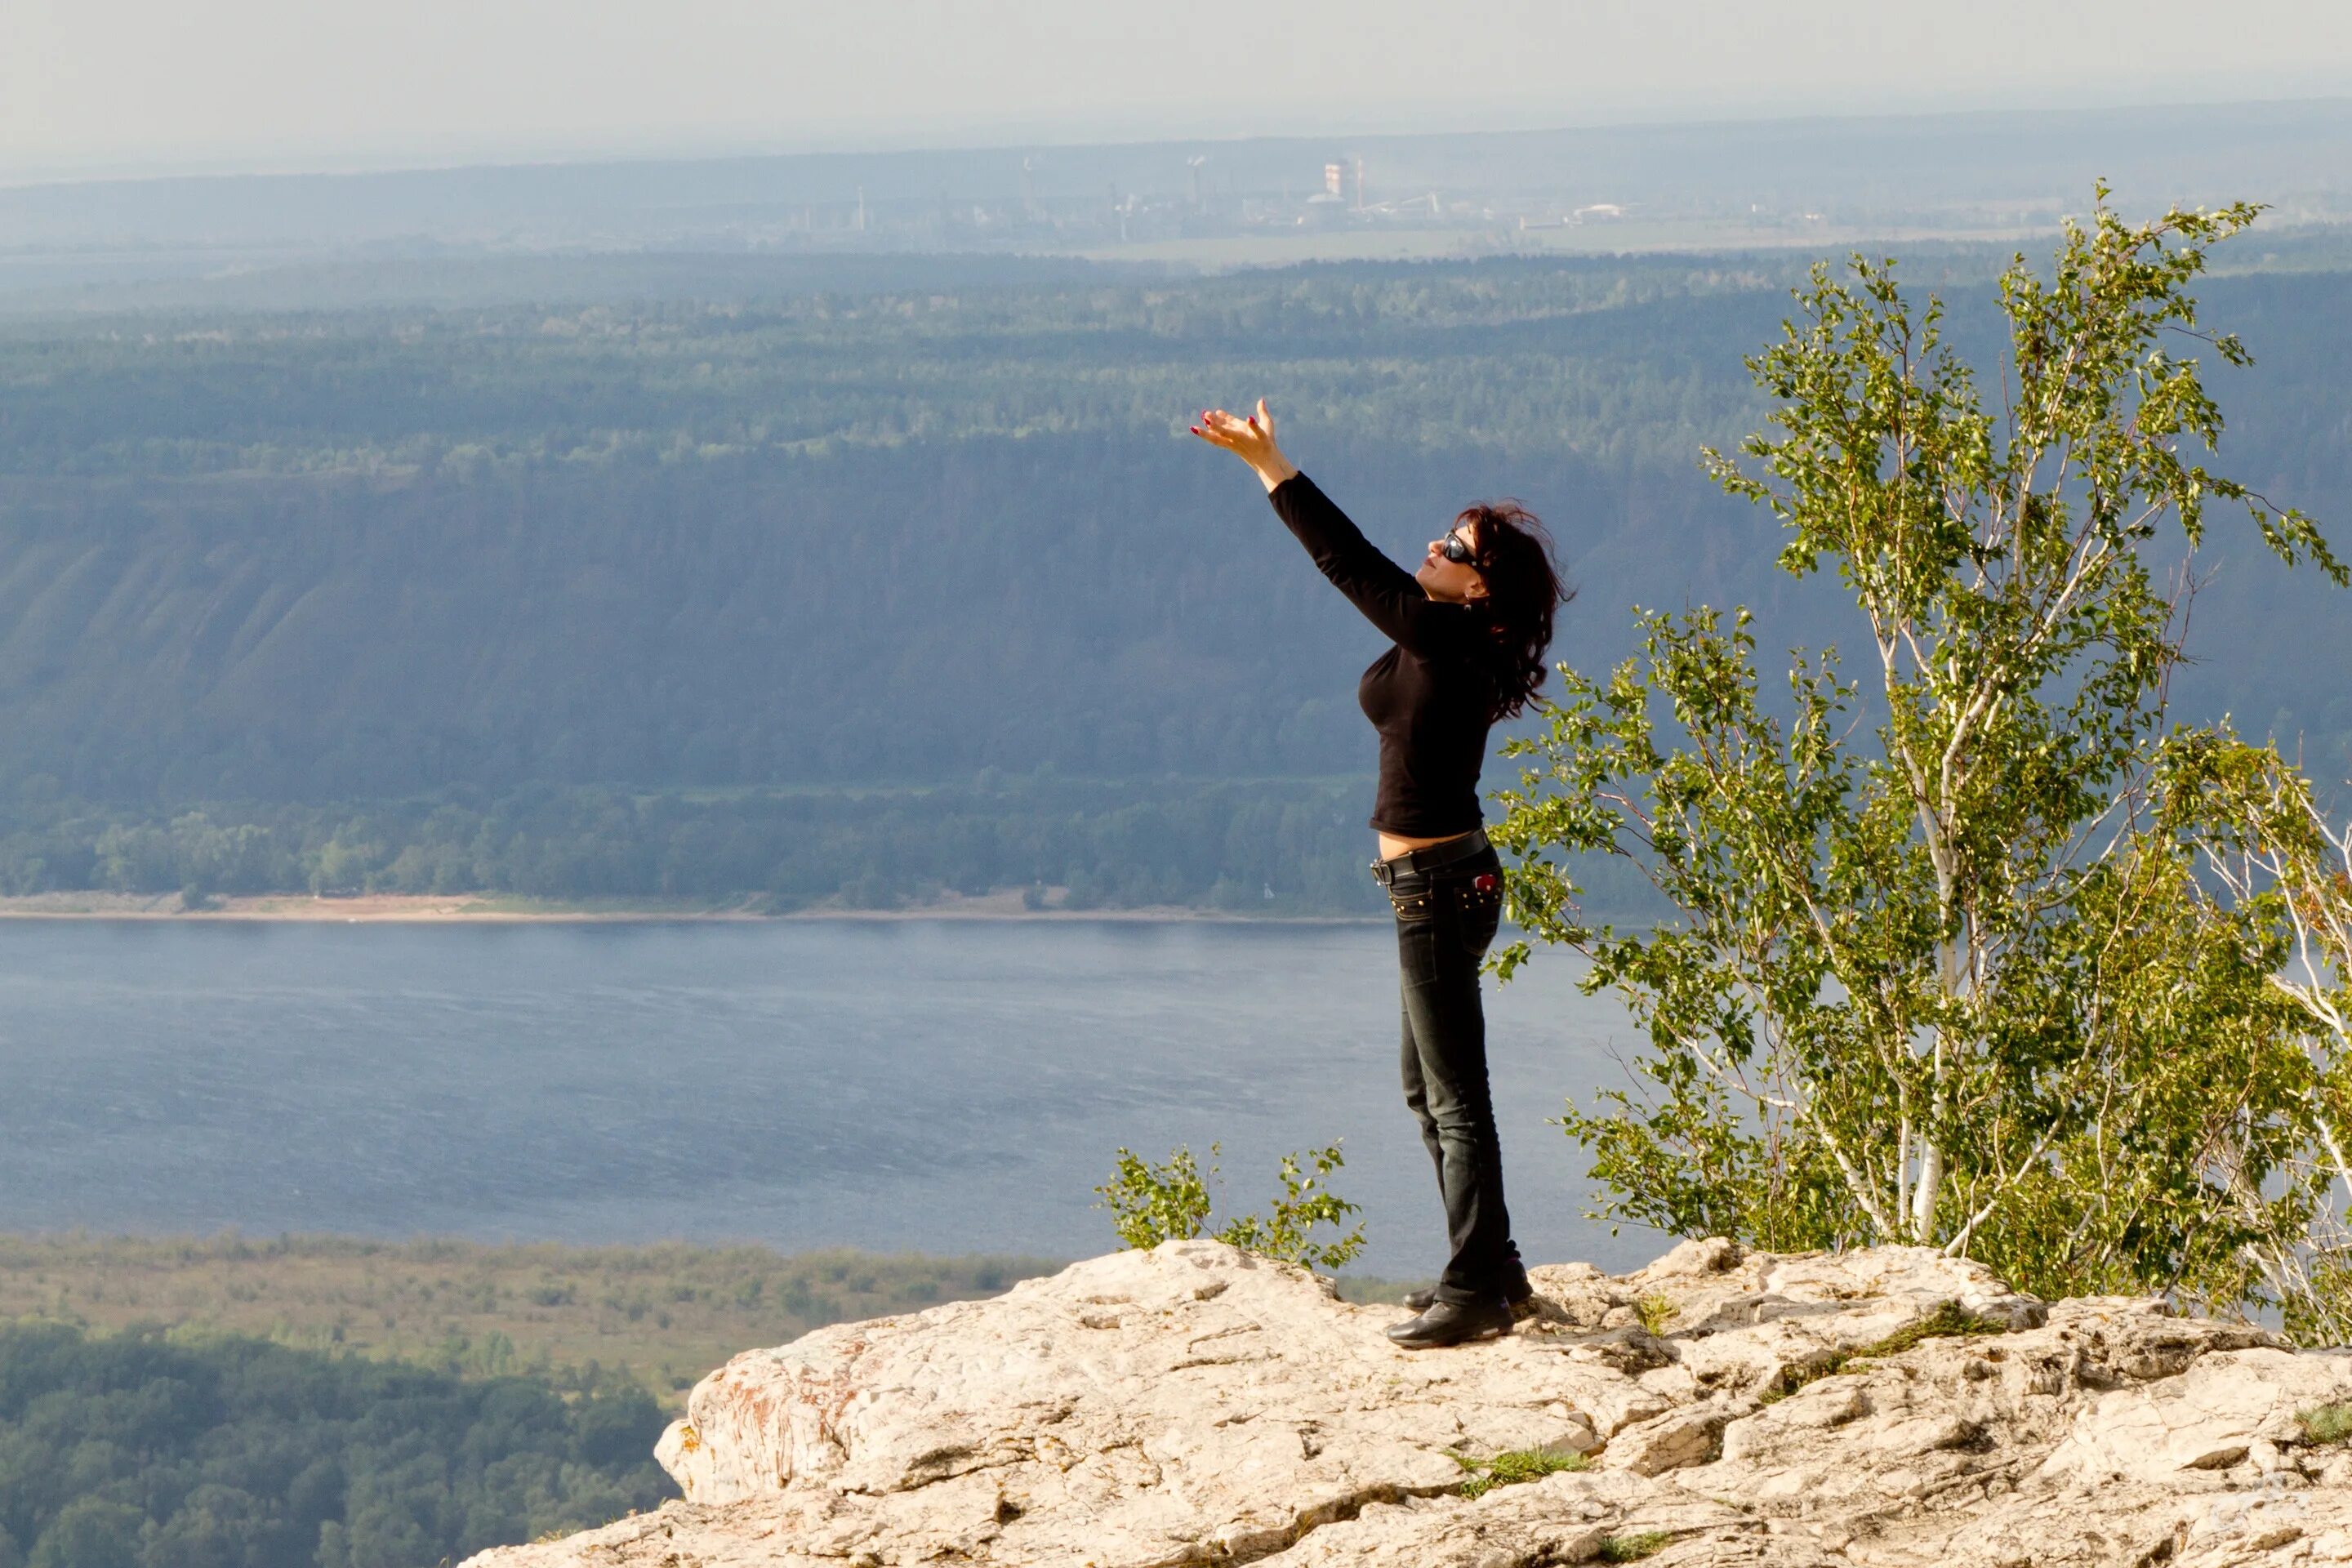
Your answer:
[0,919,1656,1279]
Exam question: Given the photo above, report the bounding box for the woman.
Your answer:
[1192,399,1566,1349]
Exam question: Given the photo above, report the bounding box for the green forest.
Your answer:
[0,1237,1071,1567]
[0,776,1383,912]
[0,1235,1062,1411]
[0,1321,672,1568]
[0,246,2345,909]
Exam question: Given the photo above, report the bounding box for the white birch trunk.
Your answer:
[1911,1138,1943,1241]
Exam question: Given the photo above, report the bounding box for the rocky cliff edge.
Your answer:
[461,1237,2352,1566]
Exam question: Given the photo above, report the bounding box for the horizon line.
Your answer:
[7,88,2351,196]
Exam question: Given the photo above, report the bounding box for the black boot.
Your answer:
[1384,1297,1514,1349]
[1403,1274,1532,1314]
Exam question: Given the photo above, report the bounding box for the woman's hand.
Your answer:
[1191,398,1299,492]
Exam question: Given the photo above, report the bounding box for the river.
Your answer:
[0,918,1660,1280]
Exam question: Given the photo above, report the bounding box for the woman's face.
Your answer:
[1417,519,1490,605]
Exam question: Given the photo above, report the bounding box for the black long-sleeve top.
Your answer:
[1270,473,1495,838]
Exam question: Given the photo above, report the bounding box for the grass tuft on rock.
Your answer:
[1597,1531,1673,1562]
[1756,1300,2009,1404]
[1757,1355,1846,1405]
[2301,1403,2352,1445]
[1452,1446,1589,1499]
[1633,1294,1679,1335]
[1858,1300,2008,1356]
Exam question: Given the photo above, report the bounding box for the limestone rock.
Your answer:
[461,1239,2352,1568]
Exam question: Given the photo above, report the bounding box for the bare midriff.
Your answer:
[1376,827,1480,862]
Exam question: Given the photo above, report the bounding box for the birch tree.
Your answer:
[1493,193,2345,1303]
[2167,734,2352,1337]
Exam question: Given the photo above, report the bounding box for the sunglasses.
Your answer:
[1439,526,1480,566]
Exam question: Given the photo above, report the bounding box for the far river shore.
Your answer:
[0,889,1379,924]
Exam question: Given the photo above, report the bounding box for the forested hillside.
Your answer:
[0,1321,672,1567]
[0,247,2344,907]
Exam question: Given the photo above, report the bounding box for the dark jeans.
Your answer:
[1384,842,1526,1307]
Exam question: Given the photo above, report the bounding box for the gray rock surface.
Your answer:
[462,1237,2352,1566]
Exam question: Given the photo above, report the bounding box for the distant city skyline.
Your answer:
[7,0,2352,180]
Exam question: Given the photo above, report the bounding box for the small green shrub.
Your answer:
[1095,1143,1366,1272]
[1096,1146,1217,1250]
[1633,1294,1678,1335]
[1597,1530,1673,1562]
[1213,1146,1367,1272]
[2300,1403,2352,1445]
[1452,1447,1588,1499]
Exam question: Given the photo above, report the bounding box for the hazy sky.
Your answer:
[8,0,2352,177]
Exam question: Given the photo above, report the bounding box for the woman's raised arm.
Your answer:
[1192,399,1461,654]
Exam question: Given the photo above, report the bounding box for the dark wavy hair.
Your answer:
[1457,500,1570,722]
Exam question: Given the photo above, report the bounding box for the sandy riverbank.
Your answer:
[0,889,1367,924]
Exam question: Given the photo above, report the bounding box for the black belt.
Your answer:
[1370,826,1491,885]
